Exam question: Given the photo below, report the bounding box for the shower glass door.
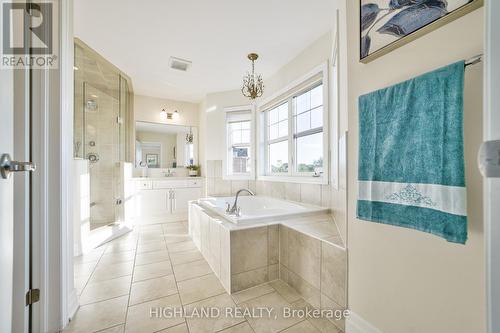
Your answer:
[84,82,121,229]
[74,39,133,231]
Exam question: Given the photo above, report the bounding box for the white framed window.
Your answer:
[223,105,255,180]
[258,63,329,184]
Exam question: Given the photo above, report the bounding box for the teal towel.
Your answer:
[357,61,467,244]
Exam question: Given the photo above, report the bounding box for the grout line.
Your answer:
[78,245,108,294]
[122,233,139,328]
[133,253,171,267]
[213,320,252,333]
[174,270,216,284]
[170,255,205,267]
[320,239,323,300]
[275,319,308,333]
[172,257,207,267]
[130,271,175,284]
[93,323,125,333]
[181,290,227,307]
[175,271,213,283]
[231,264,270,276]
[232,289,276,305]
[88,270,134,285]
[78,293,130,307]
[127,291,179,308]
[162,224,192,333]
[151,322,188,333]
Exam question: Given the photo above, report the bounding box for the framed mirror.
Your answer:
[135,121,198,168]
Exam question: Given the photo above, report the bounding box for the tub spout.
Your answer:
[228,188,255,216]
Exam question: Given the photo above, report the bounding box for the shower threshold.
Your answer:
[87,221,133,250]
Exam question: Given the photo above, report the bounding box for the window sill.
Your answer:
[257,175,328,185]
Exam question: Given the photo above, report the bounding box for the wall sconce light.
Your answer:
[160,109,180,120]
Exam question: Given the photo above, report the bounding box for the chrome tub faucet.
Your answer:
[226,188,255,216]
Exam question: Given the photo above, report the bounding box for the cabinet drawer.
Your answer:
[153,180,187,189]
[137,180,152,190]
[186,179,203,188]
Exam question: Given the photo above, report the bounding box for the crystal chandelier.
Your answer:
[241,53,264,100]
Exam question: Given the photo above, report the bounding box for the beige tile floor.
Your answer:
[67,222,343,333]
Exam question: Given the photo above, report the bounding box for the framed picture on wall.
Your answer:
[146,154,159,167]
[360,0,483,63]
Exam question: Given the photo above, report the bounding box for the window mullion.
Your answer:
[268,137,287,145]
[265,110,270,175]
[294,126,323,139]
[288,97,294,176]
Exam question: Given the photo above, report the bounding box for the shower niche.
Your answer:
[74,38,133,230]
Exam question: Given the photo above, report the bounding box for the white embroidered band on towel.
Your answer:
[358,180,467,217]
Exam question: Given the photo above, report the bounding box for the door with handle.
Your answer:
[0,4,37,332]
[0,66,34,332]
[0,62,16,333]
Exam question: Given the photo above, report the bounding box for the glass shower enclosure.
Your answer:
[74,39,133,230]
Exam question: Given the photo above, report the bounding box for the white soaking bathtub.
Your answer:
[197,195,329,224]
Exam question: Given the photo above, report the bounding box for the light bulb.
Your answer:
[160,109,168,120]
[172,110,180,120]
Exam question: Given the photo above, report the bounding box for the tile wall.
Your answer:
[205,159,345,241]
[279,225,346,331]
[205,160,332,208]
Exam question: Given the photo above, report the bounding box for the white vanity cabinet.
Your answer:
[135,178,203,224]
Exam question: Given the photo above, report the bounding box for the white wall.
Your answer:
[345,3,485,332]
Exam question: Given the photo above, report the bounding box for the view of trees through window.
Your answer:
[265,82,324,176]
[228,120,251,174]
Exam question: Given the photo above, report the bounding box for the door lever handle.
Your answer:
[1,154,36,179]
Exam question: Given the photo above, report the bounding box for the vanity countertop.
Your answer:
[131,177,204,181]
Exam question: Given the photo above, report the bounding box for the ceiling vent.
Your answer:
[169,57,192,72]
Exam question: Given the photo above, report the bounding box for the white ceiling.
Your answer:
[74,0,336,103]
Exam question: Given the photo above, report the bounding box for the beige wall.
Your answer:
[134,94,199,126]
[198,99,207,175]
[345,2,485,332]
[265,32,332,98]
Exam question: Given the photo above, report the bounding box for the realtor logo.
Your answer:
[1,1,58,68]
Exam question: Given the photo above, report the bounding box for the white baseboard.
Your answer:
[346,311,384,333]
[67,288,79,321]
